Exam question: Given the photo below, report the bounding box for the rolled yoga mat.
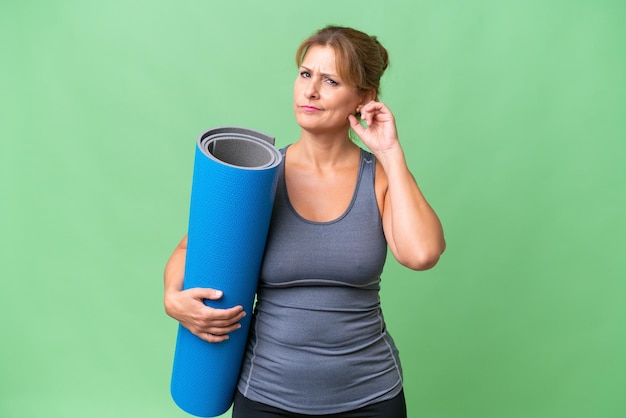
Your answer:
[170,126,282,417]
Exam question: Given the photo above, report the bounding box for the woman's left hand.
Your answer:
[348,101,400,156]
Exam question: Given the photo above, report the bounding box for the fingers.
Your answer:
[202,304,246,325]
[202,332,231,343]
[203,319,243,338]
[189,303,245,326]
[187,287,224,301]
[197,323,243,343]
[359,101,392,126]
[170,287,249,343]
[190,307,245,343]
[187,290,247,342]
[360,100,387,113]
[348,114,366,135]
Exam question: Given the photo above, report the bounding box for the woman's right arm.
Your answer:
[163,235,246,343]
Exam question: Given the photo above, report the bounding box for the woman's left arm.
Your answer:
[349,101,446,270]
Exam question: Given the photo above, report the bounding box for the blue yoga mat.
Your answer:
[170,126,282,417]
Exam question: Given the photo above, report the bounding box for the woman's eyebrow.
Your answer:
[299,65,339,79]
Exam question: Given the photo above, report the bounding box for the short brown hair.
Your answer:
[295,26,389,99]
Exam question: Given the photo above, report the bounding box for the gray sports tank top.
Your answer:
[237,147,403,414]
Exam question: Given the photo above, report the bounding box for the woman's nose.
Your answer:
[304,80,319,99]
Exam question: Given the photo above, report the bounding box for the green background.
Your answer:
[1,1,624,417]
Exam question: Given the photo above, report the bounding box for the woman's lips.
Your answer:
[300,105,321,112]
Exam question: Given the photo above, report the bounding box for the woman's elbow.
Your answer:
[397,242,445,271]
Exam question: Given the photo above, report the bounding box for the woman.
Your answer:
[164,26,445,417]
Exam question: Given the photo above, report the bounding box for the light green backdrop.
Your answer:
[1,1,624,417]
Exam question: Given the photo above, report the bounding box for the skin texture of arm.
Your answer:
[349,101,446,270]
[163,235,246,343]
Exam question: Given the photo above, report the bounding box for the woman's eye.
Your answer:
[325,78,338,86]
[300,71,311,78]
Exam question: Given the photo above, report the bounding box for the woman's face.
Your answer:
[294,45,364,136]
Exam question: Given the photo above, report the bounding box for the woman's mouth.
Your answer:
[300,105,321,112]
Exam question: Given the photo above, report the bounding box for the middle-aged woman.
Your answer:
[164,26,446,418]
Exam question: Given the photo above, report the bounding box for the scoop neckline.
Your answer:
[281,145,365,226]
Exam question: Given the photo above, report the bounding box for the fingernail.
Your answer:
[214,290,223,297]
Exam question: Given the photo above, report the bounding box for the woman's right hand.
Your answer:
[164,287,246,343]
[163,235,246,343]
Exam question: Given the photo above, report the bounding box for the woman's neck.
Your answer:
[291,130,359,169]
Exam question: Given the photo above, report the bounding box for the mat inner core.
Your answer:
[208,138,274,168]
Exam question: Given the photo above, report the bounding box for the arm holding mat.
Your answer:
[164,235,245,344]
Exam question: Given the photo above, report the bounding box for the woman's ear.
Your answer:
[360,89,377,106]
